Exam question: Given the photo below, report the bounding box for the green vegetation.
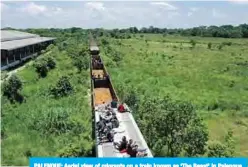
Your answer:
[1,30,93,165]
[99,33,248,156]
[1,26,248,164]
[50,76,73,98]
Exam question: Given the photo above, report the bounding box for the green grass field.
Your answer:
[100,34,248,156]
[1,45,93,165]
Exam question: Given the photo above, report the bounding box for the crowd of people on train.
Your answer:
[92,56,103,69]
[114,136,147,157]
[96,102,147,157]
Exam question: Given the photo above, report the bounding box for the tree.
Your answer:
[50,76,73,98]
[2,74,24,103]
[73,56,89,72]
[34,59,49,78]
[184,117,209,156]
[137,96,208,157]
[218,44,223,50]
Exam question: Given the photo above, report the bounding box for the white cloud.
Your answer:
[1,1,246,29]
[168,11,180,19]
[85,2,105,11]
[228,0,248,4]
[54,7,62,13]
[187,12,193,17]
[0,2,9,11]
[190,7,199,12]
[150,2,177,10]
[20,2,47,15]
[212,8,227,18]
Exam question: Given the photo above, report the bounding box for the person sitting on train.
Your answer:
[110,115,119,129]
[105,104,111,110]
[129,145,147,157]
[97,120,106,138]
[106,121,113,130]
[105,110,112,120]
[114,136,128,151]
[118,103,125,113]
[111,100,118,108]
[99,128,114,143]
[126,139,136,155]
[106,129,114,142]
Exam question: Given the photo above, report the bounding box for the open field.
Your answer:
[100,34,248,156]
[1,44,93,165]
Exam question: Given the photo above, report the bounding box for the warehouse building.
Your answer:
[1,30,55,70]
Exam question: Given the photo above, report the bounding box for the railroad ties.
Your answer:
[89,40,153,158]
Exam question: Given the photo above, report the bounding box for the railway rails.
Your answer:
[89,39,153,158]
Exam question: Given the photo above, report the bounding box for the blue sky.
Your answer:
[1,1,248,29]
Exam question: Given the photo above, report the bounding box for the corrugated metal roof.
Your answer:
[1,30,39,42]
[1,37,55,50]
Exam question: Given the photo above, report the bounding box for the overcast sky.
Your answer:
[1,1,248,29]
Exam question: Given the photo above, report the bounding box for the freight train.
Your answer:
[89,40,153,158]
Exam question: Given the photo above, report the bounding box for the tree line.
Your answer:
[90,24,248,38]
[2,23,247,39]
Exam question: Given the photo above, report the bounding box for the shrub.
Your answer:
[1,71,8,80]
[58,141,93,157]
[34,60,48,78]
[34,56,56,77]
[50,76,73,98]
[73,56,89,72]
[124,90,139,111]
[190,39,196,48]
[112,52,122,63]
[218,44,223,50]
[101,38,109,45]
[2,74,24,103]
[127,34,131,39]
[208,141,229,157]
[46,57,56,69]
[208,42,212,49]
[222,42,232,46]
[46,44,55,51]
